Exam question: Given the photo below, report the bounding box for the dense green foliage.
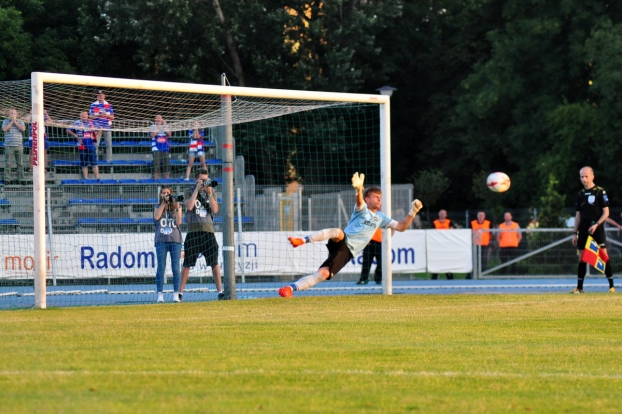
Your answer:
[2,0,622,211]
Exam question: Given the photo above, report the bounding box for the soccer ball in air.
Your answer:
[486,172,511,193]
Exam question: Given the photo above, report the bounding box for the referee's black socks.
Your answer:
[577,262,587,290]
[605,261,615,288]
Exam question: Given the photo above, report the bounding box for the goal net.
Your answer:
[0,73,406,309]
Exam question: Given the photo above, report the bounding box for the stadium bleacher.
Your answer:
[1,132,254,234]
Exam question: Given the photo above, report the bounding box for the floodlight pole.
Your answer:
[221,74,236,299]
[31,72,46,308]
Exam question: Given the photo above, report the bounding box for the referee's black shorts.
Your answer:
[577,226,606,249]
[319,239,353,280]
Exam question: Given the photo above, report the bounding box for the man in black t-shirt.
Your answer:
[571,166,616,293]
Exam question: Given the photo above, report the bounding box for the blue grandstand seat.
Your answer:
[157,178,178,184]
[98,179,118,184]
[110,160,129,165]
[207,159,223,165]
[137,178,157,184]
[0,219,19,225]
[117,218,137,224]
[213,217,254,224]
[61,180,82,185]
[51,141,77,147]
[214,198,243,203]
[90,198,108,204]
[118,179,138,184]
[77,218,98,225]
[52,160,73,167]
[80,179,101,184]
[98,218,118,224]
[126,198,146,204]
[136,218,154,224]
[108,198,126,204]
[0,199,10,205]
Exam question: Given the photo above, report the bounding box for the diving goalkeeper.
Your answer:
[279,172,423,297]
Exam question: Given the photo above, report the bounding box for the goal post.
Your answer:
[28,72,392,308]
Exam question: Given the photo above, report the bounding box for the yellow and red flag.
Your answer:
[581,235,609,274]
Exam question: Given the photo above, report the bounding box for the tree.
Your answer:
[0,6,32,80]
[538,174,567,228]
[410,168,450,225]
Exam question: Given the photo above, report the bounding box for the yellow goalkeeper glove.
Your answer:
[351,172,365,193]
[409,199,423,217]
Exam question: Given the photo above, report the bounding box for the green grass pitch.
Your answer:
[1,294,621,413]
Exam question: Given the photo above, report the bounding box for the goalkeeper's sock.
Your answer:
[308,228,341,243]
[577,262,587,290]
[293,272,325,291]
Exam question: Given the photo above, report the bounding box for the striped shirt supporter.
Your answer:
[151,124,171,152]
[68,120,98,149]
[89,100,114,129]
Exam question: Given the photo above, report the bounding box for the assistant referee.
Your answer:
[571,166,616,293]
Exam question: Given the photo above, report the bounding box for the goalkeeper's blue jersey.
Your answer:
[344,203,393,256]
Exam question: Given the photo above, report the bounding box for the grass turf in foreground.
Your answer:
[0,294,621,413]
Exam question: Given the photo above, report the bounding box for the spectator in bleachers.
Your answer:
[67,111,102,180]
[89,90,114,162]
[151,115,171,180]
[2,108,26,184]
[27,109,52,172]
[154,186,183,303]
[184,121,208,181]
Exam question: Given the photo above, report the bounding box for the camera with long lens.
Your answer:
[200,179,218,188]
[166,194,184,203]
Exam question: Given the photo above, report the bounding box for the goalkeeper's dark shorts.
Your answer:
[577,226,606,250]
[319,238,353,280]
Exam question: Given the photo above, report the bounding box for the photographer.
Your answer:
[179,169,224,300]
[154,186,183,302]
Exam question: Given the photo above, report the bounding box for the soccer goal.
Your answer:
[0,72,403,309]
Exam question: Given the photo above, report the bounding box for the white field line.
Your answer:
[0,369,621,380]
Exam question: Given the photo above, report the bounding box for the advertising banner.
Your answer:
[0,230,467,279]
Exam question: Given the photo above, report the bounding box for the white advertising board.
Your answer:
[0,230,469,279]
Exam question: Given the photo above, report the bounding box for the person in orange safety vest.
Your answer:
[431,209,455,280]
[468,211,491,279]
[497,212,522,274]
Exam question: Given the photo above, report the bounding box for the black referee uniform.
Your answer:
[574,185,615,291]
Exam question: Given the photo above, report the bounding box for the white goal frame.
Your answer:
[31,72,392,308]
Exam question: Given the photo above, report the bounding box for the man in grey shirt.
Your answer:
[2,108,26,183]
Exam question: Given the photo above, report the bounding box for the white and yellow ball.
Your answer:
[486,172,511,193]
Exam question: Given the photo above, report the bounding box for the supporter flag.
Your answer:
[581,235,609,274]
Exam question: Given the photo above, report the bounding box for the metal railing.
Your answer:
[473,227,621,279]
